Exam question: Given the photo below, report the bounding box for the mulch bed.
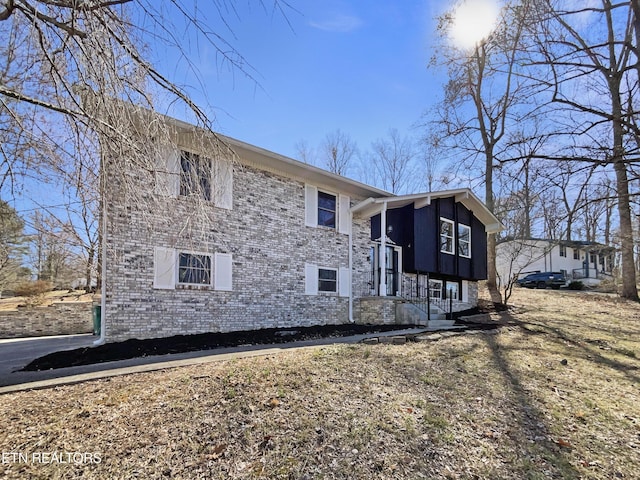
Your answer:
[22,303,506,372]
[21,323,421,372]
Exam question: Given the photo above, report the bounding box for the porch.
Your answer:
[353,272,475,327]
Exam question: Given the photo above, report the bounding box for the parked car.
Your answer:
[516,272,567,289]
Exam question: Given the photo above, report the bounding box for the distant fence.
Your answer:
[0,302,93,339]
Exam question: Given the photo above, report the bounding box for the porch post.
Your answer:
[379,201,387,296]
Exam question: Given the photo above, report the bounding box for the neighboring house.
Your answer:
[496,238,615,288]
[99,114,501,343]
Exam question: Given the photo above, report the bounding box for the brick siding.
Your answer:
[103,158,371,342]
[0,302,93,338]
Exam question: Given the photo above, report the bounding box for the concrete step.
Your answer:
[428,319,456,328]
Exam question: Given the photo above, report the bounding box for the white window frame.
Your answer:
[458,223,471,258]
[317,190,337,229]
[177,251,213,286]
[304,184,350,234]
[154,247,232,290]
[180,150,211,201]
[318,267,338,293]
[559,245,566,257]
[445,281,459,300]
[440,218,455,255]
[429,279,443,299]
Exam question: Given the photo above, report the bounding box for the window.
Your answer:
[559,245,566,257]
[317,191,337,228]
[445,281,459,300]
[305,263,348,296]
[458,224,471,258]
[154,248,232,290]
[180,151,211,201]
[178,253,212,285]
[573,248,579,260]
[304,185,350,233]
[429,279,443,299]
[440,218,455,255]
[318,268,337,292]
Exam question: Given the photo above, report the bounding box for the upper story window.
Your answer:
[180,151,211,201]
[440,218,455,255]
[304,184,350,234]
[573,248,579,260]
[317,191,337,228]
[458,224,471,258]
[178,252,212,285]
[559,245,566,257]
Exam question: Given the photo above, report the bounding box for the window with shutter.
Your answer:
[304,184,350,234]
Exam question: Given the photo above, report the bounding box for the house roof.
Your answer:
[148,110,499,224]
[351,189,503,234]
[500,237,616,251]
[219,135,390,199]
[119,104,389,199]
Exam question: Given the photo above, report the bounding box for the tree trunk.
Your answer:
[85,246,95,292]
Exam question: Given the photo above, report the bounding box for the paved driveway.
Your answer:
[0,334,96,387]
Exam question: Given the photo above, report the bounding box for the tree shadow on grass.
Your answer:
[507,313,640,386]
[480,309,581,478]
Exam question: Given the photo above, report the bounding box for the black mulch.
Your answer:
[21,323,420,372]
[21,302,510,372]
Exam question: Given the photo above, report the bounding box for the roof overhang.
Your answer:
[220,135,390,198]
[121,106,390,199]
[351,188,504,234]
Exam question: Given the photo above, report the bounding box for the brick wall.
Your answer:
[103,154,372,342]
[0,302,93,339]
[353,297,398,325]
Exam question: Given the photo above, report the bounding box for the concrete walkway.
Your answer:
[0,328,432,395]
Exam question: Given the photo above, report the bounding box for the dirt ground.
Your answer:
[1,287,638,479]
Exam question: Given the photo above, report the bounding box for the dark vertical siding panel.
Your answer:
[371,214,381,241]
[472,216,488,279]
[414,203,437,272]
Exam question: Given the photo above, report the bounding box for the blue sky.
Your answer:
[159,0,449,162]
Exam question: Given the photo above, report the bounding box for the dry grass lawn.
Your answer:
[0,290,93,311]
[1,287,639,479]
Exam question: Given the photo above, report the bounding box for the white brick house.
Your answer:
[496,238,616,288]
[98,114,501,343]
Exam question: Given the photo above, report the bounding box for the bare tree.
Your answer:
[496,238,554,305]
[429,1,537,293]
[368,129,417,194]
[318,129,357,176]
[531,0,640,299]
[295,139,316,165]
[0,1,290,249]
[0,200,28,295]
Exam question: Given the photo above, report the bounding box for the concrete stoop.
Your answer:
[395,302,447,326]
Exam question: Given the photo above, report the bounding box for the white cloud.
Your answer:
[309,14,364,33]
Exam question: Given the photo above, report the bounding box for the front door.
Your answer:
[370,244,402,296]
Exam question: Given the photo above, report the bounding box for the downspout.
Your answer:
[94,157,107,346]
[379,201,387,296]
[348,207,354,322]
[93,202,107,347]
